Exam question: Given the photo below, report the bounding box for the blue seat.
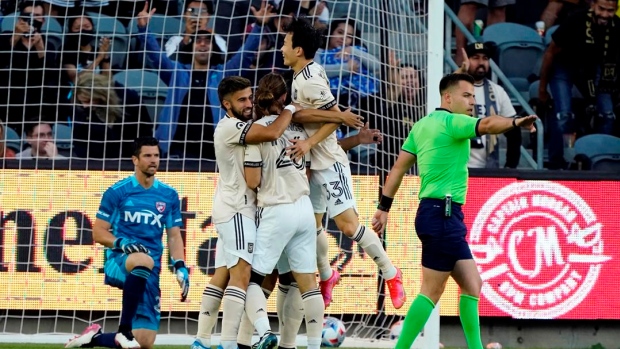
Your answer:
[483,23,546,99]
[4,126,21,152]
[53,124,73,150]
[573,134,620,171]
[127,15,184,40]
[83,12,129,68]
[113,70,168,122]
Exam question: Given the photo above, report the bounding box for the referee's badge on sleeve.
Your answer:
[156,202,166,213]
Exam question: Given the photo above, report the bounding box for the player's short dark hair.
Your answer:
[255,73,287,119]
[439,73,475,95]
[283,16,323,59]
[133,136,160,157]
[217,76,252,108]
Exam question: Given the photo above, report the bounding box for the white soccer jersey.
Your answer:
[291,61,349,170]
[212,115,257,224]
[245,115,311,207]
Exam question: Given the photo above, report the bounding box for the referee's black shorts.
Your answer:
[414,198,473,272]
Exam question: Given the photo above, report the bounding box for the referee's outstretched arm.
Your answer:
[477,114,537,135]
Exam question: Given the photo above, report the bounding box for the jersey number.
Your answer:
[276,148,305,170]
[322,181,344,199]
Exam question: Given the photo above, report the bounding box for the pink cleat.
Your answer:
[386,267,406,309]
[319,269,341,308]
[65,323,102,348]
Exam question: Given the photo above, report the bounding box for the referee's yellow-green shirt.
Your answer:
[401,108,480,205]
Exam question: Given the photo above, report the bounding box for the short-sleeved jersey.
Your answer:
[402,108,480,204]
[212,115,257,224]
[96,175,183,269]
[292,61,349,170]
[244,115,311,207]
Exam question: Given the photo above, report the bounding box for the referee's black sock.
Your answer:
[238,345,252,349]
[119,266,151,331]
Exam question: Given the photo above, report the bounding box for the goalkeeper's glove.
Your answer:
[113,238,150,254]
[173,260,190,302]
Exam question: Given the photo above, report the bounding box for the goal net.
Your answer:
[0,0,441,347]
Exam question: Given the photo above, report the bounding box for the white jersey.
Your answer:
[292,61,349,170]
[212,115,256,223]
[469,80,517,168]
[245,115,311,207]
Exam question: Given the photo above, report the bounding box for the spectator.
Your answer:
[40,0,73,26]
[539,0,620,169]
[456,42,521,169]
[0,0,59,134]
[213,0,262,53]
[136,1,272,159]
[315,18,381,111]
[540,0,589,29]
[375,54,425,171]
[72,72,152,159]
[16,120,65,159]
[60,13,110,84]
[455,0,516,66]
[240,28,275,85]
[164,0,227,65]
[0,123,17,158]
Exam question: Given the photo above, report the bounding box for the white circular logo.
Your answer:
[469,181,611,319]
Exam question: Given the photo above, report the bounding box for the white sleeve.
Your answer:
[304,76,337,110]
[244,144,262,168]
[496,85,517,118]
[222,119,252,146]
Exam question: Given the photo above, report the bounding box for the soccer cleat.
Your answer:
[115,331,141,348]
[65,323,102,348]
[319,269,341,308]
[191,339,210,349]
[253,331,278,349]
[386,267,406,309]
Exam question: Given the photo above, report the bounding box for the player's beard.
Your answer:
[230,106,253,121]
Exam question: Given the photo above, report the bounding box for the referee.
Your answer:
[371,73,537,349]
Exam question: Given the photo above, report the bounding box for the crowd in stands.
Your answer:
[0,0,618,171]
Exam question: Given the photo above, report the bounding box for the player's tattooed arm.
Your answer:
[292,107,364,129]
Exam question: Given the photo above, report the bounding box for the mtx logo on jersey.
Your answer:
[124,210,164,228]
[469,181,611,319]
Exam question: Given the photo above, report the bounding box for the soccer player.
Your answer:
[203,75,302,349]
[242,72,325,349]
[281,17,405,309]
[192,77,365,349]
[371,73,537,349]
[65,136,189,349]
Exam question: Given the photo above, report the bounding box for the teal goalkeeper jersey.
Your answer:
[401,108,480,204]
[96,174,183,269]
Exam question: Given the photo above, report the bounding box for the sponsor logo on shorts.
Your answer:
[248,242,254,253]
[334,198,343,205]
[469,181,611,319]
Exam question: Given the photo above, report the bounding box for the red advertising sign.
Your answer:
[463,178,619,319]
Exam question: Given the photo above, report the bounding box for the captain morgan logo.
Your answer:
[469,181,612,319]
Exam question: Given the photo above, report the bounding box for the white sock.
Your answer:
[220,286,246,349]
[302,288,324,349]
[196,285,223,345]
[276,284,289,327]
[245,283,271,338]
[316,227,333,281]
[237,311,254,346]
[280,283,304,348]
[351,224,397,279]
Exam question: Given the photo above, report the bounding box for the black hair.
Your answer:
[193,30,224,66]
[327,17,362,48]
[282,16,323,59]
[18,0,44,13]
[217,76,252,108]
[184,0,213,15]
[24,118,51,136]
[439,73,475,95]
[133,136,159,157]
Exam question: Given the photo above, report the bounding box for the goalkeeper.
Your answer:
[65,137,189,349]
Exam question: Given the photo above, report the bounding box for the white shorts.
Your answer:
[310,162,357,217]
[252,195,317,275]
[214,213,256,269]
